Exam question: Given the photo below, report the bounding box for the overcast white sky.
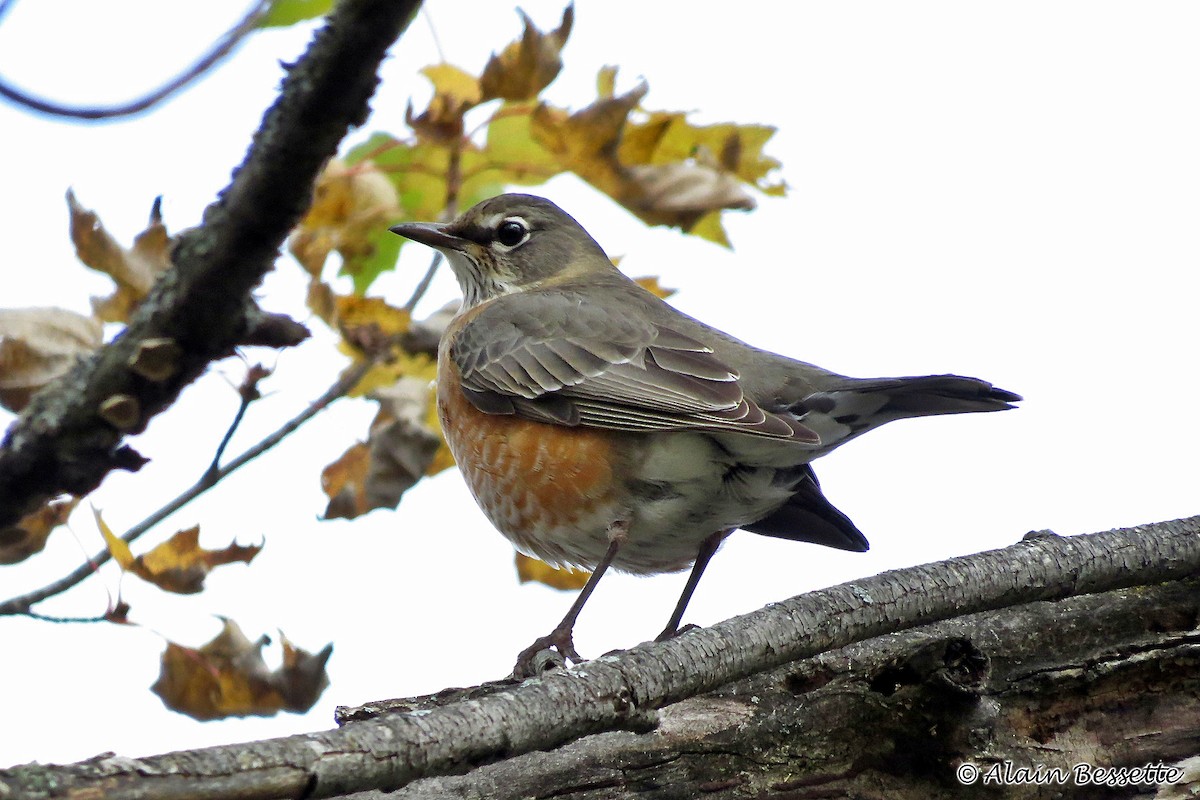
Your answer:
[2,0,1198,767]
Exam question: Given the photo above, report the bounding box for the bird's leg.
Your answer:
[655,529,732,642]
[512,520,629,678]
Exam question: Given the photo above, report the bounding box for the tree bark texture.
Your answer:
[3,516,1198,799]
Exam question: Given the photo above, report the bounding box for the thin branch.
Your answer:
[0,1,269,120]
[24,611,109,624]
[204,394,253,482]
[420,5,445,64]
[402,126,467,313]
[0,357,376,617]
[202,364,272,483]
[402,251,443,313]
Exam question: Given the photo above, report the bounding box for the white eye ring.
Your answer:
[494,217,530,249]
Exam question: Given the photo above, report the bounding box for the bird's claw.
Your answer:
[512,628,583,678]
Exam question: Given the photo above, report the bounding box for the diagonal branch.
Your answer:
[2,515,1197,798]
[0,1,269,120]
[0,0,423,529]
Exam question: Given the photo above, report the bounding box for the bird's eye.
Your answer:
[495,219,529,248]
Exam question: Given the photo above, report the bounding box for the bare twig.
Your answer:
[421,5,445,64]
[402,251,443,313]
[0,357,377,617]
[203,364,273,483]
[0,1,269,120]
[24,611,109,624]
[401,134,465,313]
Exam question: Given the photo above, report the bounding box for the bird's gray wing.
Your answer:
[451,291,818,442]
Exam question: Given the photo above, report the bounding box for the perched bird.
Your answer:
[391,194,1019,676]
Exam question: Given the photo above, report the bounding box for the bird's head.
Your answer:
[390,194,614,309]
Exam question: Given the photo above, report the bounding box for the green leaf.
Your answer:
[341,226,403,295]
[347,133,452,223]
[258,0,336,28]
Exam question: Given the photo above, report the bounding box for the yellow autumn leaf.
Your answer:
[68,191,173,323]
[688,210,732,249]
[479,5,574,102]
[596,64,617,98]
[530,71,781,240]
[332,294,412,338]
[0,496,79,565]
[634,276,676,300]
[407,63,483,143]
[515,552,591,591]
[288,159,401,280]
[133,527,261,594]
[96,508,136,570]
[98,510,260,594]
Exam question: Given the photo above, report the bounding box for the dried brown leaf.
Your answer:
[68,191,174,323]
[151,619,330,720]
[320,375,446,520]
[0,496,79,565]
[479,5,574,102]
[407,63,483,143]
[0,307,103,412]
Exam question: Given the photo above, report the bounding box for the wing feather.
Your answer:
[452,291,818,443]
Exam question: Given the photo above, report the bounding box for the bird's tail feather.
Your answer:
[851,374,1021,418]
[742,464,869,552]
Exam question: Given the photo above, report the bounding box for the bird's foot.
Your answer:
[654,622,700,643]
[512,627,583,678]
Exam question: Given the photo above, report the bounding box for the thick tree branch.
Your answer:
[391,578,1200,799]
[0,0,422,528]
[2,516,1197,799]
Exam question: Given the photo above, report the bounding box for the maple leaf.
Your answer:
[289,159,402,293]
[0,496,79,565]
[0,307,103,412]
[407,64,483,144]
[68,191,174,323]
[151,619,332,720]
[515,552,591,591]
[97,511,260,594]
[479,5,574,102]
[531,74,783,244]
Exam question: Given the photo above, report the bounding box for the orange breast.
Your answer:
[436,320,623,561]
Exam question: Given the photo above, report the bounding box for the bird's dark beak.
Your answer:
[389,222,469,251]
